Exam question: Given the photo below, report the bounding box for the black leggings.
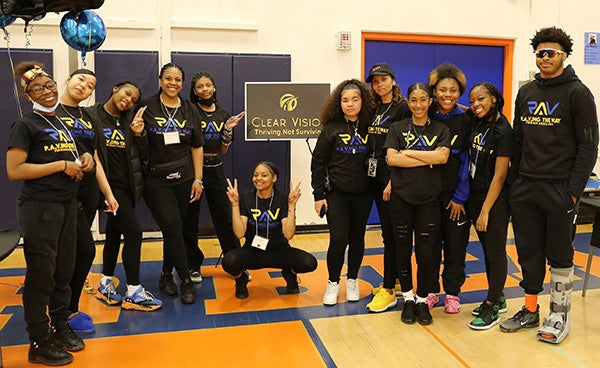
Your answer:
[468,188,509,303]
[182,162,241,270]
[69,178,98,313]
[431,193,470,296]
[143,178,192,282]
[325,188,372,282]
[371,179,399,289]
[390,193,440,298]
[101,184,143,286]
[222,245,317,277]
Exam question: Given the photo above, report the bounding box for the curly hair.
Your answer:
[428,63,467,96]
[470,82,505,122]
[372,84,405,106]
[320,79,375,129]
[530,26,573,54]
[14,60,45,79]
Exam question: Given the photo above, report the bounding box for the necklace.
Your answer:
[160,95,180,131]
[34,112,80,161]
[199,103,216,118]
[345,118,359,154]
[60,103,84,121]
[103,106,120,127]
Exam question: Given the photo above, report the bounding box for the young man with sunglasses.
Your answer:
[501,27,598,343]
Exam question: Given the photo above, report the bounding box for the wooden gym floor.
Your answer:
[1,224,600,367]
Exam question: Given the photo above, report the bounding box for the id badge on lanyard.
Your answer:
[251,235,269,250]
[163,131,180,145]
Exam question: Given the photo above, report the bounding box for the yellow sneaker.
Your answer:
[366,288,398,312]
[371,282,402,296]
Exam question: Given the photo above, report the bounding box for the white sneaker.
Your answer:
[189,270,203,283]
[323,280,340,305]
[346,278,360,302]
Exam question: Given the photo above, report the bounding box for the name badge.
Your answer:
[251,235,269,250]
[470,162,476,179]
[163,131,180,145]
[367,157,378,177]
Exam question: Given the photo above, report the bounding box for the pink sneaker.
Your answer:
[444,295,461,314]
[425,293,439,309]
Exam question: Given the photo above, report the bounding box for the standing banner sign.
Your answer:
[245,82,330,140]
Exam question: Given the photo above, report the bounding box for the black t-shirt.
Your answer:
[97,107,129,185]
[383,118,451,205]
[469,114,515,192]
[8,112,78,201]
[368,100,411,184]
[56,104,97,182]
[196,104,232,155]
[140,94,204,184]
[240,189,289,251]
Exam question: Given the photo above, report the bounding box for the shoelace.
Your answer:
[138,288,157,301]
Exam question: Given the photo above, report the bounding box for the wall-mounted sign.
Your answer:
[245,82,330,140]
[584,32,600,65]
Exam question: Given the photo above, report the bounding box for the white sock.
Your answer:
[416,295,427,304]
[402,290,415,301]
[127,284,141,296]
[101,275,112,284]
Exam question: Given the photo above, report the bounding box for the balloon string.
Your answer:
[3,29,23,118]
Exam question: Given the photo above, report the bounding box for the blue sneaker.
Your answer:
[122,286,162,311]
[68,312,95,334]
[96,279,122,306]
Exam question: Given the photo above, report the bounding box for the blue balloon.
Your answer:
[60,10,106,56]
[0,9,16,29]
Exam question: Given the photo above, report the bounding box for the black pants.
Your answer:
[509,178,576,294]
[468,188,510,303]
[222,245,317,276]
[390,193,440,298]
[19,199,78,340]
[143,177,192,282]
[325,188,372,282]
[102,183,143,285]
[69,178,98,313]
[431,193,470,296]
[182,161,240,270]
[371,179,399,289]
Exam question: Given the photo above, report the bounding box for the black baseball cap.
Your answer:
[366,63,395,83]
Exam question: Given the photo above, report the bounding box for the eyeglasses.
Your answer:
[27,80,58,95]
[534,48,565,58]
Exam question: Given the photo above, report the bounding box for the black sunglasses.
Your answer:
[534,48,565,58]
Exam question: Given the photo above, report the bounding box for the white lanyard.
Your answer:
[35,112,80,161]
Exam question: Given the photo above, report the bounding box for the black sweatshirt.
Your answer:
[513,65,599,199]
[311,117,370,200]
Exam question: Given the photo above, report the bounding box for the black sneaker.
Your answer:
[469,301,500,330]
[51,322,85,352]
[159,273,178,296]
[415,302,433,325]
[180,280,196,304]
[401,300,416,324]
[235,271,249,299]
[29,334,74,366]
[282,269,299,294]
[499,305,540,332]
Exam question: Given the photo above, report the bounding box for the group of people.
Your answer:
[310,26,597,343]
[6,61,252,365]
[5,25,596,366]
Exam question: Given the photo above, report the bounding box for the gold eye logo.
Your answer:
[280,93,298,112]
